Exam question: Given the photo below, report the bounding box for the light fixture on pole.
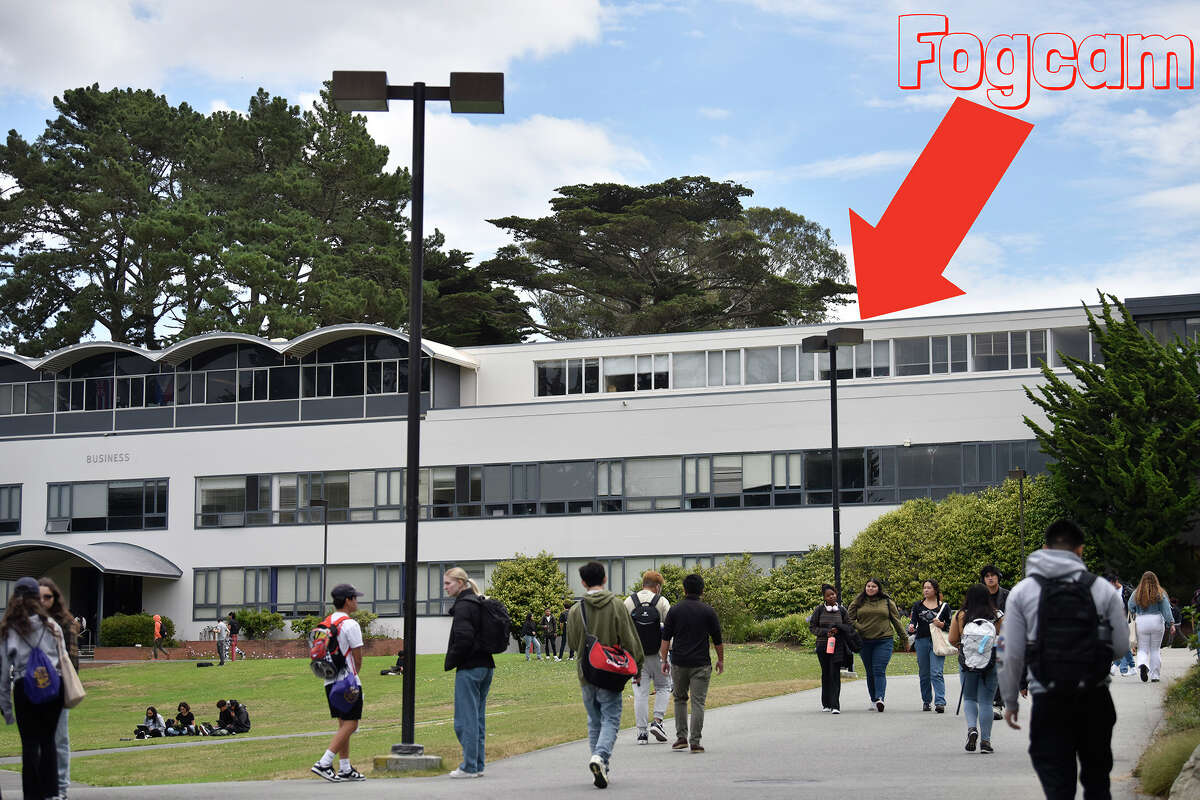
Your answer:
[331,70,503,758]
[1007,467,1028,573]
[308,499,330,616]
[802,327,864,597]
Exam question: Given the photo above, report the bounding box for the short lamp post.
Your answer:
[1007,468,1028,573]
[330,70,503,757]
[802,327,865,597]
[309,499,329,616]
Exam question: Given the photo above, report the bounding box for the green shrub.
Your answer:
[233,609,285,640]
[746,613,815,647]
[100,613,175,647]
[1135,728,1200,796]
[486,551,571,640]
[752,548,835,619]
[289,609,377,641]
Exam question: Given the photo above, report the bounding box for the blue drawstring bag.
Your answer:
[23,627,61,704]
[328,672,361,715]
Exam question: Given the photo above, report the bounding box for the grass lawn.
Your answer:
[0,645,942,786]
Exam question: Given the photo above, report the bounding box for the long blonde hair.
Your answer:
[1133,571,1164,610]
[444,567,480,596]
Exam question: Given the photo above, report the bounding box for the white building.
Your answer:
[0,294,1195,652]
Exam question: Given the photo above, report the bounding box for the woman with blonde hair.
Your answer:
[1128,571,1175,682]
[443,567,494,778]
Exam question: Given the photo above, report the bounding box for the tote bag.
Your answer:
[54,625,86,709]
[929,603,956,657]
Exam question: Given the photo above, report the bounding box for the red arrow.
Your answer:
[851,97,1033,319]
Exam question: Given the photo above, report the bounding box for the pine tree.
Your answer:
[1023,294,1200,586]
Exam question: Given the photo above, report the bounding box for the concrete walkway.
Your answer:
[5,649,1193,799]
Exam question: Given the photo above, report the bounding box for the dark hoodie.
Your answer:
[566,589,644,685]
[444,588,496,672]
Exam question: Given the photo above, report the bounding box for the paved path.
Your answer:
[4,650,1193,799]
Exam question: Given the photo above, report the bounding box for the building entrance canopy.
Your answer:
[0,541,182,581]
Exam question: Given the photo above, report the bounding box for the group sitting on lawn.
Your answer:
[134,699,250,738]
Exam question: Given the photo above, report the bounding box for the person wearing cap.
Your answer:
[311,583,366,783]
[0,576,66,799]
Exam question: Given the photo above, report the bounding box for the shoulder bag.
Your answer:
[54,624,86,708]
[928,603,956,657]
[578,602,638,692]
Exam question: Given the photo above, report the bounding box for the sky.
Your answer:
[1,0,1199,324]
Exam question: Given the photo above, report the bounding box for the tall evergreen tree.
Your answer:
[484,176,855,340]
[1023,294,1200,586]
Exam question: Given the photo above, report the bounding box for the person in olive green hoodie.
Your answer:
[566,561,644,790]
[848,577,908,712]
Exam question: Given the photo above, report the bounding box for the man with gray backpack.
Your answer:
[950,584,1002,753]
[624,570,672,744]
[999,519,1128,798]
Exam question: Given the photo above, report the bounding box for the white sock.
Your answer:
[339,758,351,773]
[318,750,335,768]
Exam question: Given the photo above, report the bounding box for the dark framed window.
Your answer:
[46,479,168,532]
[0,485,19,534]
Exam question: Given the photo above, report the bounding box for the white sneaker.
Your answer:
[448,768,481,779]
[1110,664,1120,676]
[830,708,841,714]
[589,754,609,788]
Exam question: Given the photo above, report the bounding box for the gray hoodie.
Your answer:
[0,615,63,724]
[998,548,1128,711]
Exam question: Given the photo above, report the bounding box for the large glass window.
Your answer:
[973,332,1009,371]
[47,480,167,532]
[0,485,19,534]
[745,348,779,384]
[602,357,635,393]
[1051,327,1090,366]
[672,352,706,389]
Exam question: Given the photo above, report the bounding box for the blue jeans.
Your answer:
[960,666,999,740]
[580,683,624,764]
[1113,649,1134,673]
[859,637,894,702]
[524,635,542,660]
[453,667,493,774]
[915,637,946,705]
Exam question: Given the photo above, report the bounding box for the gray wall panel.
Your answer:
[115,408,174,431]
[0,414,54,437]
[177,404,237,427]
[238,401,299,425]
[301,397,364,421]
[55,411,114,434]
[433,363,460,409]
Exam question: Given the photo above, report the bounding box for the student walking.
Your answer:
[521,614,543,661]
[1106,574,1136,677]
[443,567,495,779]
[310,583,366,783]
[908,579,952,712]
[661,573,723,752]
[980,566,1008,720]
[809,584,852,714]
[566,561,644,789]
[39,577,77,796]
[228,612,240,662]
[215,616,229,666]
[152,613,170,660]
[0,576,65,800]
[624,570,672,744]
[848,577,907,712]
[950,584,1002,753]
[1000,519,1128,799]
[559,604,572,660]
[1128,571,1176,683]
[542,608,560,661]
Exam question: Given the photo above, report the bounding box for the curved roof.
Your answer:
[0,326,478,374]
[0,541,183,581]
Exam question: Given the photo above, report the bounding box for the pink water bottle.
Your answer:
[826,634,836,654]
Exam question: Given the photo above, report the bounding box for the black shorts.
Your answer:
[325,682,363,721]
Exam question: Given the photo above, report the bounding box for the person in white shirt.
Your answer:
[624,570,671,745]
[310,583,366,783]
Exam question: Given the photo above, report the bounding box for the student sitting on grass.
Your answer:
[211,699,251,735]
[135,706,167,739]
[166,702,196,735]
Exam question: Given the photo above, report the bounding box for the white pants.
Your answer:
[632,653,671,733]
[1135,614,1166,680]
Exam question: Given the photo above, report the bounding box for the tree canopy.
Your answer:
[1023,295,1200,587]
[0,84,534,354]
[484,176,856,339]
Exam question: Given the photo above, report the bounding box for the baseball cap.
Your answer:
[331,583,365,601]
[13,577,39,596]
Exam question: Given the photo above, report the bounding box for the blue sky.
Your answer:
[2,0,1199,322]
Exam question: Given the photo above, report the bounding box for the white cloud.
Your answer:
[1131,181,1200,216]
[359,111,649,259]
[1059,101,1200,176]
[0,0,603,100]
[697,106,731,119]
[732,149,916,187]
[684,29,705,38]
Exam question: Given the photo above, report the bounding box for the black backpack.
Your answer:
[630,593,663,653]
[470,595,512,655]
[1026,573,1113,693]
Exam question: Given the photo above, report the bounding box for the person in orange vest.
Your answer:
[152,614,170,660]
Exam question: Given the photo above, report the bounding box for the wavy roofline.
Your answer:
[1,324,478,374]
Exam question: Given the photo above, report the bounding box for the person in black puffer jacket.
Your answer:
[444,568,496,778]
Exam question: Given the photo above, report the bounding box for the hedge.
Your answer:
[100,613,176,647]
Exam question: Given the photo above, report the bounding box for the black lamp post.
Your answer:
[1007,467,1028,573]
[309,499,329,615]
[801,327,865,596]
[330,70,503,754]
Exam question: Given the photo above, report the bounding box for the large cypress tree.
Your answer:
[1023,294,1200,586]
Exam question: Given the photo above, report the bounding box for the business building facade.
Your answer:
[0,294,1195,651]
